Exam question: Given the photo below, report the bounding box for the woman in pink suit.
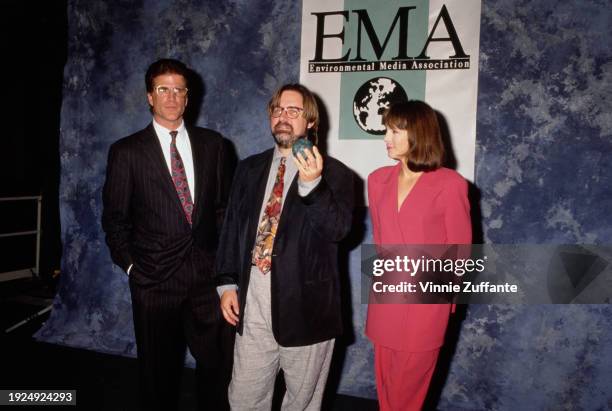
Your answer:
[366,101,472,411]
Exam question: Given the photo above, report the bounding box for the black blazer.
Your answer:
[102,124,232,286]
[215,148,354,347]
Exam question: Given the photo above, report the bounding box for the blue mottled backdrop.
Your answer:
[36,0,612,409]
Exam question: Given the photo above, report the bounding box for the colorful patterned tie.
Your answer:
[169,130,194,225]
[252,157,286,274]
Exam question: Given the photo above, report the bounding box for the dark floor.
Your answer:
[0,277,378,411]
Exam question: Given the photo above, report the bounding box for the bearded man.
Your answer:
[214,83,354,410]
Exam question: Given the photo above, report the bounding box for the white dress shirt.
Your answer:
[152,119,195,197]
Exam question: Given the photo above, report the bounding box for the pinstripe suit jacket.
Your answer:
[102,123,232,287]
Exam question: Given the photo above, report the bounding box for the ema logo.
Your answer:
[308,5,470,73]
[353,78,407,135]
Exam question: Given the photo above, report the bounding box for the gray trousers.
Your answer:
[229,266,335,411]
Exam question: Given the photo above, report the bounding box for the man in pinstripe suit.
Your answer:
[102,59,233,411]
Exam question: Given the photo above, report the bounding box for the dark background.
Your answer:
[0,0,65,278]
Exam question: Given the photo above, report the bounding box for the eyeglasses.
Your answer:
[154,85,188,97]
[271,106,304,119]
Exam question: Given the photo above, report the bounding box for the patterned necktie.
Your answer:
[252,157,286,274]
[169,130,194,225]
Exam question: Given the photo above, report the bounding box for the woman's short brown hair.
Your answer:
[268,84,319,144]
[382,100,445,172]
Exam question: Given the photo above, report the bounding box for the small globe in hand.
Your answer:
[292,138,314,159]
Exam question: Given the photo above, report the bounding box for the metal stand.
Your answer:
[0,196,43,281]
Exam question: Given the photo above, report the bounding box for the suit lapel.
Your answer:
[383,163,400,217]
[187,126,209,227]
[139,123,188,221]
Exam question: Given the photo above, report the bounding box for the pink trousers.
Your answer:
[374,344,441,411]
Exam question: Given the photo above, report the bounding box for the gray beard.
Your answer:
[273,131,299,149]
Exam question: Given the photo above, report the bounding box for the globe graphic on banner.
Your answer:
[352,77,408,135]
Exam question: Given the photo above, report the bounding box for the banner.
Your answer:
[300,0,481,191]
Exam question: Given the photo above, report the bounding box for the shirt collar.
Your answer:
[273,144,288,161]
[152,118,186,141]
[272,144,299,178]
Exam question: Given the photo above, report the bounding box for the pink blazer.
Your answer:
[365,164,471,351]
